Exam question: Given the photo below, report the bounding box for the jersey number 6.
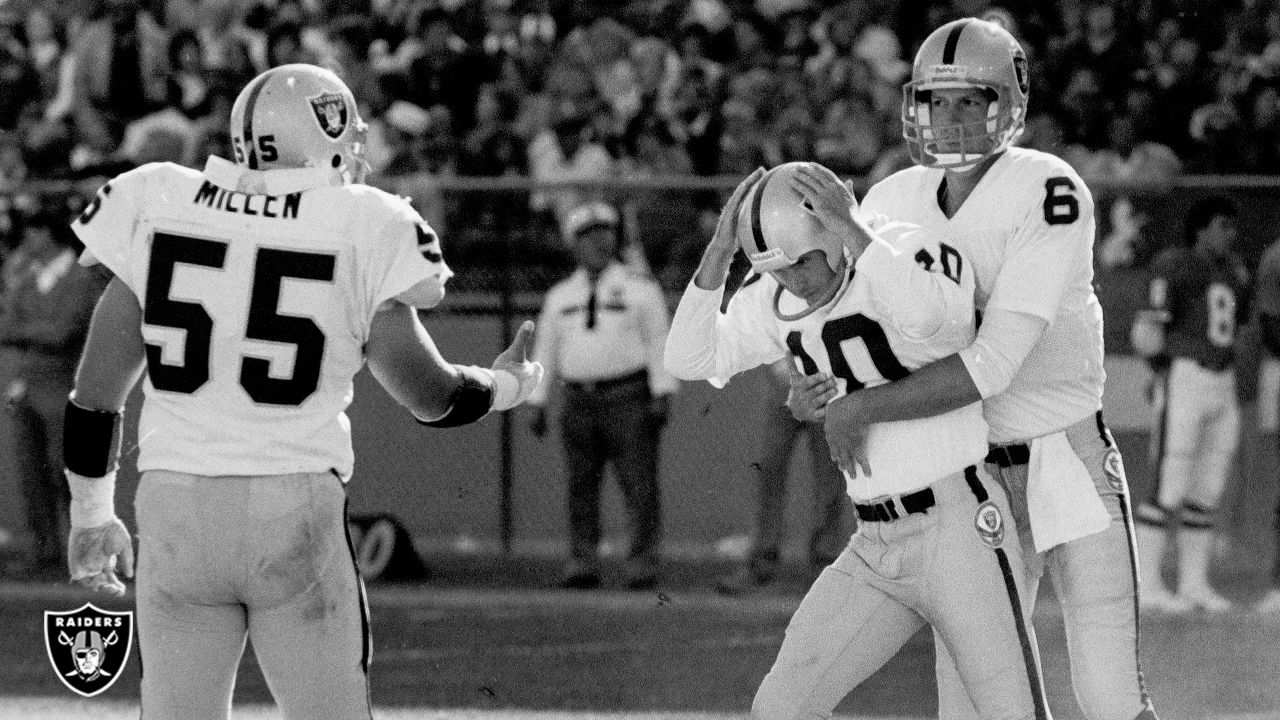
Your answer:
[1043,177,1079,225]
[144,231,336,406]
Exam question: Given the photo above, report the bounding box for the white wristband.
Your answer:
[66,470,118,528]
[490,368,522,411]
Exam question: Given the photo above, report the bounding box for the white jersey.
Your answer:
[70,157,452,480]
[862,147,1105,443]
[666,222,988,501]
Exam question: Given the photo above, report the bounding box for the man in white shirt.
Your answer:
[527,201,678,590]
[63,64,542,720]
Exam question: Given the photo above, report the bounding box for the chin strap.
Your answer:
[771,259,850,322]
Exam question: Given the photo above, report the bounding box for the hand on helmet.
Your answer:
[696,167,766,290]
[789,164,858,239]
[709,167,766,256]
[68,519,134,597]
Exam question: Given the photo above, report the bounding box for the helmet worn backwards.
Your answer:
[902,18,1029,170]
[736,162,845,274]
[229,63,369,184]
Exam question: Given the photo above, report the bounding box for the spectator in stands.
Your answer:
[71,0,169,156]
[1189,71,1253,173]
[527,201,677,591]
[527,99,614,237]
[0,10,41,132]
[404,8,487,135]
[1056,66,1111,149]
[1048,0,1141,101]
[166,29,213,121]
[1073,112,1182,180]
[0,193,105,580]
[264,20,315,68]
[716,358,848,595]
[619,114,698,283]
[669,63,724,177]
[326,14,384,119]
[461,83,528,177]
[1240,79,1280,172]
[1151,34,1215,157]
[24,7,69,111]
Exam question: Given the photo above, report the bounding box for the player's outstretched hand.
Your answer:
[68,519,134,596]
[491,320,544,411]
[787,366,837,422]
[823,393,873,477]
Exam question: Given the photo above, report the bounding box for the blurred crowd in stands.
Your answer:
[2,0,1280,284]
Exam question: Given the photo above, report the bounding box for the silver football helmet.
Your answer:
[228,63,369,184]
[902,18,1029,170]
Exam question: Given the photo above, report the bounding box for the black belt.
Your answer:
[854,487,936,523]
[565,369,648,393]
[985,443,1030,467]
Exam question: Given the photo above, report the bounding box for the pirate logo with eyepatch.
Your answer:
[974,500,1005,549]
[309,92,349,139]
[44,603,133,697]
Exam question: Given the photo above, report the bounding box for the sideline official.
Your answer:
[528,201,677,590]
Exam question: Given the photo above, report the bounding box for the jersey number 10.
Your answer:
[144,232,336,406]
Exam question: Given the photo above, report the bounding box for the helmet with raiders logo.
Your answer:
[902,18,1029,170]
[228,63,369,184]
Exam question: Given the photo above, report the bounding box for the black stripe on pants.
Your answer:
[963,466,1049,720]
[1096,410,1157,713]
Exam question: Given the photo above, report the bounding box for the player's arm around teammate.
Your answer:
[666,164,1049,720]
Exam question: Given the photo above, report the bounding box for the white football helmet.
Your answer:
[737,162,845,274]
[228,63,369,184]
[902,18,1028,170]
[736,162,849,320]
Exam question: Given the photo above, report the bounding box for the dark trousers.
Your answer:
[751,393,848,569]
[559,374,662,568]
[7,379,71,564]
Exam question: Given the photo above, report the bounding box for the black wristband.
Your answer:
[417,366,495,428]
[63,400,121,477]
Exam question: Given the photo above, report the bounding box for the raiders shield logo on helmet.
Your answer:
[1103,447,1126,492]
[44,603,134,697]
[309,92,349,139]
[974,501,1005,549]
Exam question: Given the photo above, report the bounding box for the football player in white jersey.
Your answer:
[788,18,1158,720]
[666,161,1049,720]
[61,64,543,720]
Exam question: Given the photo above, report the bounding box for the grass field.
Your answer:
[2,552,1279,720]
